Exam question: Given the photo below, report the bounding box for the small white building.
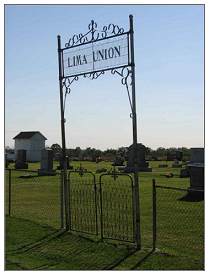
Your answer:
[13,131,47,162]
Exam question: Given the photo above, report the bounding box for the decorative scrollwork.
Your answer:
[84,71,105,80]
[111,67,132,86]
[62,76,79,112]
[62,76,79,94]
[75,164,87,176]
[62,67,133,117]
[111,67,133,114]
[65,20,125,48]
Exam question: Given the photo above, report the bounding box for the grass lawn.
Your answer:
[5,160,204,270]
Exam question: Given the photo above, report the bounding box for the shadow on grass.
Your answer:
[104,248,138,270]
[6,216,66,254]
[178,192,204,202]
[13,228,67,254]
[130,249,155,270]
[6,217,132,270]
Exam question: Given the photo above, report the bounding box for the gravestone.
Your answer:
[190,148,204,163]
[124,143,152,172]
[38,149,56,176]
[57,156,72,170]
[172,159,182,168]
[167,152,176,161]
[15,149,28,169]
[167,150,182,161]
[180,167,190,178]
[112,155,125,166]
[176,151,183,161]
[187,148,204,191]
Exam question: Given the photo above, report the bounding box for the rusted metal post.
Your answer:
[57,35,70,230]
[129,14,141,249]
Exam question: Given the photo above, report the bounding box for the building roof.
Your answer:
[13,131,47,140]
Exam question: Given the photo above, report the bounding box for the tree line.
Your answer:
[50,144,191,162]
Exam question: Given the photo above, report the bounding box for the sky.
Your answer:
[5,4,204,150]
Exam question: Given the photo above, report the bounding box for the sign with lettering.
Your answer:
[62,34,129,78]
[58,16,141,247]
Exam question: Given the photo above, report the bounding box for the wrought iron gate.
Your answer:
[58,15,141,248]
[99,173,135,243]
[68,170,98,235]
[67,170,135,244]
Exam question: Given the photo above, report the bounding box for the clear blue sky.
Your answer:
[5,4,204,150]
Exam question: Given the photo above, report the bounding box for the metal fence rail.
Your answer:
[6,167,204,263]
[5,169,136,246]
[152,179,204,264]
[5,169,63,229]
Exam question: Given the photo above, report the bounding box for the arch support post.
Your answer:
[57,35,70,231]
[129,15,141,249]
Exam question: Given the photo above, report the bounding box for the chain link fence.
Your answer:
[5,169,63,229]
[5,167,204,267]
[5,169,137,246]
[153,180,204,267]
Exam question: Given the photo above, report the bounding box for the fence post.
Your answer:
[8,169,12,216]
[60,170,65,229]
[99,175,104,241]
[152,179,156,251]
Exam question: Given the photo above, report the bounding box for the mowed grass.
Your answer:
[6,216,130,270]
[5,161,204,270]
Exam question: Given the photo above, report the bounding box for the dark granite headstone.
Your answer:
[176,151,183,161]
[15,149,28,169]
[124,143,152,172]
[38,149,56,175]
[190,148,204,163]
[167,150,182,161]
[112,156,125,166]
[57,156,72,170]
[172,160,182,168]
[188,148,204,191]
[17,150,26,162]
[166,152,176,161]
[180,167,190,178]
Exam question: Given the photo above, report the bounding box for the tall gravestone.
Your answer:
[171,150,183,168]
[57,156,72,170]
[38,149,56,176]
[187,148,204,191]
[190,148,204,163]
[15,149,28,169]
[124,143,152,172]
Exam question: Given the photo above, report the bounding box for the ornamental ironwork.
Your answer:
[64,20,125,49]
[61,20,130,79]
[57,15,141,249]
[59,19,134,114]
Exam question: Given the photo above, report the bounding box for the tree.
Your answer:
[74,147,82,159]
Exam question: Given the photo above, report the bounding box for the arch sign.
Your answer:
[57,15,141,249]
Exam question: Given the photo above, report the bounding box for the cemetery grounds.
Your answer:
[5,161,204,270]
